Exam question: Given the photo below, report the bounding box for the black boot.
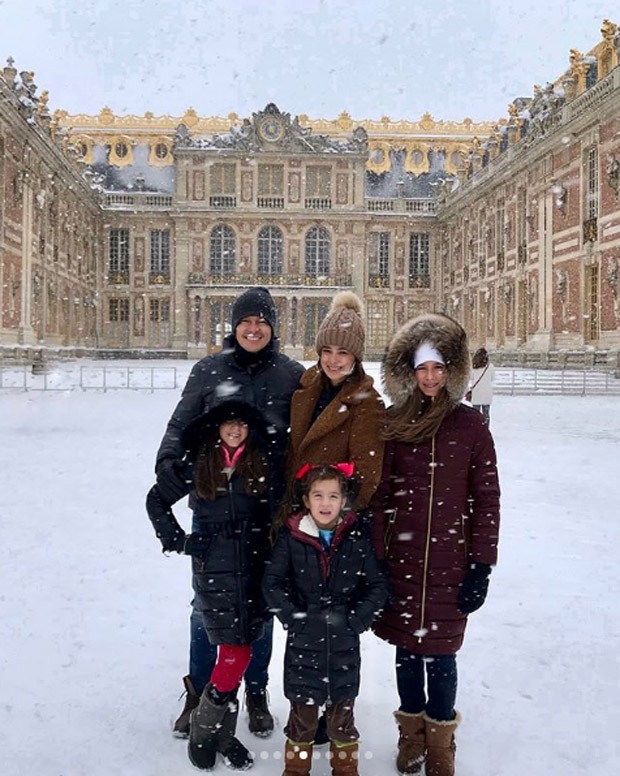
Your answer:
[187,684,230,770]
[173,675,200,738]
[218,696,254,770]
[245,687,274,737]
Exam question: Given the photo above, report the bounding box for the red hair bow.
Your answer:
[295,462,355,480]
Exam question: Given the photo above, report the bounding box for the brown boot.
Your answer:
[394,710,426,775]
[282,739,313,776]
[329,741,359,776]
[424,712,461,776]
[172,675,200,738]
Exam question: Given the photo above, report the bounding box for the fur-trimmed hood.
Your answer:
[382,313,470,407]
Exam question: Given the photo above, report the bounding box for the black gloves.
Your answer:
[457,562,492,614]
[160,531,212,556]
[156,458,190,504]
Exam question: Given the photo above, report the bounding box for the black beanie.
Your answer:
[231,287,277,332]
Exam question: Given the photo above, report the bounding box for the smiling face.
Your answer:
[319,345,356,386]
[235,315,272,353]
[218,419,249,448]
[414,361,448,399]
[303,477,346,530]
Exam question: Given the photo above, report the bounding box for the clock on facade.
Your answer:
[258,116,285,142]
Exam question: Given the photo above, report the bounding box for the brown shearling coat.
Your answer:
[287,365,385,509]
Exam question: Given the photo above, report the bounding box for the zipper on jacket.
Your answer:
[417,435,436,643]
[228,477,249,638]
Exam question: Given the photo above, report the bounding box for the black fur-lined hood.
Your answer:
[382,313,471,407]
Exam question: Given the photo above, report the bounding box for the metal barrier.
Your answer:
[0,365,179,392]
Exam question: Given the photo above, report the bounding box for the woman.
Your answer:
[286,290,385,512]
[370,313,500,776]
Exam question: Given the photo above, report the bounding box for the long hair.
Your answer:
[194,427,268,501]
[383,387,451,443]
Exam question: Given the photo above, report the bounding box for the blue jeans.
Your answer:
[188,513,273,695]
[473,404,491,426]
[395,647,458,722]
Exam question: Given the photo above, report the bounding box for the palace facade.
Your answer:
[1,20,619,367]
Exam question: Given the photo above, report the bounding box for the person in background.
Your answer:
[263,464,389,776]
[469,347,495,427]
[155,286,304,738]
[147,402,272,770]
[370,313,500,776]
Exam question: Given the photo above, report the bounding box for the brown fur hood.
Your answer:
[382,313,471,407]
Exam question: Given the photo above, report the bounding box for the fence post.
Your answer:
[150,367,155,394]
[582,371,586,397]
[103,367,107,393]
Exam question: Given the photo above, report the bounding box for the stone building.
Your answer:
[1,20,619,366]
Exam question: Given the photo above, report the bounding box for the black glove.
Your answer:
[156,459,190,504]
[182,532,212,557]
[457,562,492,614]
[160,528,186,554]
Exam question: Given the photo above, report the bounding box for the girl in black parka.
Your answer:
[262,465,388,776]
[146,400,271,772]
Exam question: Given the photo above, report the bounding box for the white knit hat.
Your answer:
[412,341,445,368]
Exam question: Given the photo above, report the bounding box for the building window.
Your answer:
[585,146,599,221]
[258,164,284,196]
[304,226,331,277]
[211,163,236,195]
[367,299,389,349]
[150,229,170,276]
[409,232,430,287]
[210,225,236,276]
[155,143,169,159]
[109,229,129,278]
[210,299,234,347]
[368,232,390,287]
[109,298,129,342]
[149,298,171,346]
[257,226,283,276]
[306,166,331,197]
[115,142,128,159]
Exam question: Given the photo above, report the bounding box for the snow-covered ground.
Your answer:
[1,364,619,775]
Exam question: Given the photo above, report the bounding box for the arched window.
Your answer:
[304,226,330,277]
[257,226,283,276]
[210,225,236,276]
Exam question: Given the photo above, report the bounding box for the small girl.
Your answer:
[263,464,388,776]
[146,400,271,772]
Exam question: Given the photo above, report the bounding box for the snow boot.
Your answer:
[329,741,359,776]
[217,695,254,770]
[281,740,313,776]
[173,674,200,738]
[187,684,230,770]
[424,711,461,776]
[394,710,426,775]
[245,687,274,737]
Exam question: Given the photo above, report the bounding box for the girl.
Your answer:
[263,464,388,776]
[370,313,500,776]
[146,400,271,771]
[469,347,495,426]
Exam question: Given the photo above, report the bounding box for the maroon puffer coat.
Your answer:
[370,403,500,655]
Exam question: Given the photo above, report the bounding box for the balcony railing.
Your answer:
[409,274,431,289]
[305,197,332,210]
[149,273,171,285]
[209,195,237,209]
[368,274,390,288]
[107,272,129,285]
[187,272,352,287]
[366,198,436,215]
[257,197,285,209]
[103,193,172,209]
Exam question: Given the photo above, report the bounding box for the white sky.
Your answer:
[1,365,619,774]
[0,0,617,122]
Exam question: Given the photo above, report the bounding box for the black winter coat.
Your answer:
[263,511,388,704]
[146,464,271,646]
[155,336,304,501]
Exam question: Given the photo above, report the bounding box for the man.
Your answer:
[155,286,305,738]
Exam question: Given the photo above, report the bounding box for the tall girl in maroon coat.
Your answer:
[370,313,500,776]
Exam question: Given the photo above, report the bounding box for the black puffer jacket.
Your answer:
[147,403,273,646]
[155,335,304,501]
[263,512,388,704]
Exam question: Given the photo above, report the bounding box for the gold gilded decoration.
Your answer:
[109,135,135,167]
[148,137,173,167]
[404,144,430,174]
